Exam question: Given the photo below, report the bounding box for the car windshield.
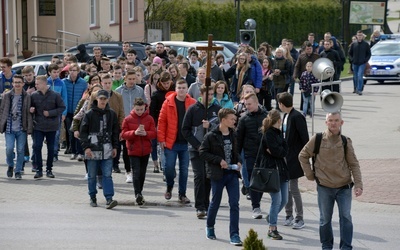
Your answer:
[372,43,400,56]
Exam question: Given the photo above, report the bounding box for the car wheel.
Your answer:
[378,80,384,84]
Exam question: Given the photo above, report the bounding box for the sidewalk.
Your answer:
[1,78,400,249]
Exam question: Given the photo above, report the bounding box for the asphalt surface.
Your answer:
[1,77,399,250]
[2,3,400,248]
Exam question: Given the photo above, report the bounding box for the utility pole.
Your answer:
[235,0,240,44]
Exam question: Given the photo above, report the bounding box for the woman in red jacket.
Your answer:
[121,98,156,205]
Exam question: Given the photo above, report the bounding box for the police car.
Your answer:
[364,34,400,84]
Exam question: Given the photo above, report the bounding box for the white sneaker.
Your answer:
[252,208,262,219]
[126,172,133,183]
[84,173,88,180]
[284,215,294,226]
[292,219,305,229]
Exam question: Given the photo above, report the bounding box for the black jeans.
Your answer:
[190,150,211,211]
[130,155,150,195]
[65,113,83,155]
[121,140,131,172]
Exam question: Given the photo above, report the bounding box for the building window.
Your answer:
[128,0,135,21]
[90,0,97,26]
[110,0,115,23]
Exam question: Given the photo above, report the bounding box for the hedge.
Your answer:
[183,0,344,47]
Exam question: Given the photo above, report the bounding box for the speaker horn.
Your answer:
[240,32,253,44]
[321,89,343,112]
[312,58,335,80]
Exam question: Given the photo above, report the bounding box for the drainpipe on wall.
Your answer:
[1,0,7,57]
[119,0,122,41]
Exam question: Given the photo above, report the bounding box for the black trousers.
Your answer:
[190,150,211,211]
[130,155,150,195]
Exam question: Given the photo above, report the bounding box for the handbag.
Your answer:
[249,134,281,193]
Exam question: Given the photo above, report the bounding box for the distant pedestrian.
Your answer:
[79,89,119,209]
[30,75,66,179]
[0,75,32,180]
[348,30,371,95]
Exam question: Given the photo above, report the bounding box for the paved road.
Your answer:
[1,77,399,250]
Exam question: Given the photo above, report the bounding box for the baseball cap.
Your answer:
[97,90,109,99]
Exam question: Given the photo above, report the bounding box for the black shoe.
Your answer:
[268,229,283,240]
[90,197,97,207]
[136,193,145,205]
[64,148,71,154]
[46,171,55,178]
[197,210,207,219]
[178,195,191,204]
[7,167,13,178]
[153,166,160,173]
[106,199,118,209]
[60,141,67,149]
[15,172,22,180]
[241,184,248,195]
[34,172,43,179]
[112,167,121,173]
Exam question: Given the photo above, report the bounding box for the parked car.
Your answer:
[12,61,49,75]
[364,37,400,84]
[195,40,239,55]
[20,53,65,63]
[151,41,234,64]
[66,42,149,61]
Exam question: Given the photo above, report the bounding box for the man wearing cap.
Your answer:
[79,89,120,209]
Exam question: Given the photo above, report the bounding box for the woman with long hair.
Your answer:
[260,109,289,240]
[223,52,252,103]
[259,58,274,111]
[213,80,234,109]
[145,70,161,106]
[168,64,181,84]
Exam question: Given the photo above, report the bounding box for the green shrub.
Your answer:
[242,228,267,250]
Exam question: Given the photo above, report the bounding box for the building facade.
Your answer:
[1,0,145,62]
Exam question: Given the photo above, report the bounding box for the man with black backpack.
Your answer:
[298,112,363,250]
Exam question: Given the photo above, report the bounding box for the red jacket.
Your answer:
[157,92,196,149]
[121,108,156,156]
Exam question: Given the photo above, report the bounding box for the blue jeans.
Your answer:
[33,130,56,173]
[352,63,366,93]
[151,138,158,161]
[87,158,114,200]
[268,180,289,227]
[240,150,248,187]
[164,143,189,195]
[302,93,315,116]
[207,171,240,238]
[5,131,27,173]
[317,184,353,250]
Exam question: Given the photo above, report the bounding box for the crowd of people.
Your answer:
[0,31,366,248]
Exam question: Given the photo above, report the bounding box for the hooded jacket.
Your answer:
[157,92,196,149]
[121,108,156,156]
[79,101,119,160]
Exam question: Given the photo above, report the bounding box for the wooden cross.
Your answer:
[196,34,224,119]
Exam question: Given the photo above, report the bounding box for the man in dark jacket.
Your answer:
[236,93,268,219]
[348,30,371,95]
[278,92,309,229]
[199,108,243,246]
[320,40,342,92]
[79,90,119,209]
[182,84,221,219]
[75,44,90,63]
[30,75,66,179]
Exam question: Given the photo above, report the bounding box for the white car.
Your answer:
[12,61,49,76]
[151,41,234,63]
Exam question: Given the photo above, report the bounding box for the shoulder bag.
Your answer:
[249,134,281,193]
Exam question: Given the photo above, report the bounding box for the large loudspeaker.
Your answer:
[321,89,343,112]
[240,32,253,44]
[312,58,335,80]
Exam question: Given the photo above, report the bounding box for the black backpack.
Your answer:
[311,132,347,184]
